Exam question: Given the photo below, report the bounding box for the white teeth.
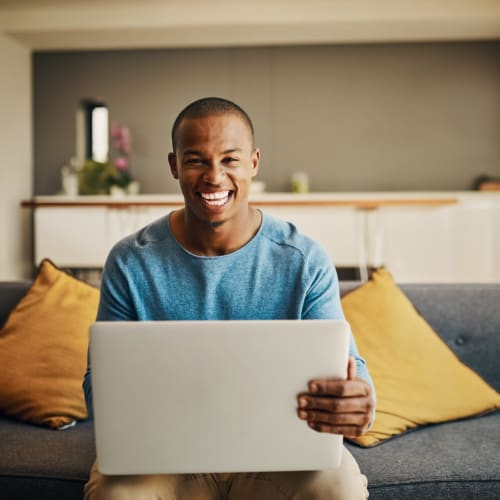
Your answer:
[200,191,230,207]
[205,199,226,206]
[200,191,229,200]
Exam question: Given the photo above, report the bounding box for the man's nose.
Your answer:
[203,163,225,185]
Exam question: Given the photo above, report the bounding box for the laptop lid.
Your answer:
[90,319,350,475]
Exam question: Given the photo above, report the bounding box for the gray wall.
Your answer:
[33,42,500,195]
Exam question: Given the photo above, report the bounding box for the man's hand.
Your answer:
[297,357,374,438]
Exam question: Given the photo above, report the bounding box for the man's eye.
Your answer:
[223,157,239,165]
[186,158,203,165]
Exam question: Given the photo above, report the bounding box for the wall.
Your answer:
[0,33,32,279]
[33,42,500,195]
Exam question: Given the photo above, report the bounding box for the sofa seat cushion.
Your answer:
[0,415,95,499]
[347,412,500,500]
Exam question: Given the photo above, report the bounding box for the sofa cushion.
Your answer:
[0,414,95,500]
[341,268,500,447]
[0,260,99,429]
[346,412,500,499]
[400,283,500,391]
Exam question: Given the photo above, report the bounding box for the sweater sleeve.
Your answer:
[83,242,137,418]
[301,245,376,410]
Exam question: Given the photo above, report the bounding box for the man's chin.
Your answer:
[195,211,228,229]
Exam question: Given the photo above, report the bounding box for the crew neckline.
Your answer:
[166,210,265,259]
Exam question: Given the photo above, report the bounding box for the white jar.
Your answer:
[61,166,79,196]
[291,171,310,193]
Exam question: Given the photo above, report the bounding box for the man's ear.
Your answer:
[251,148,261,178]
[168,152,179,179]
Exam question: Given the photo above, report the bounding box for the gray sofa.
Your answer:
[0,280,499,499]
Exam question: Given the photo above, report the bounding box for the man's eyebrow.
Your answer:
[182,149,203,156]
[182,148,243,156]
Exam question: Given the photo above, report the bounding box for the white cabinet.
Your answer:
[27,192,500,283]
[34,202,181,268]
[35,207,109,268]
[451,199,500,283]
[375,205,457,283]
[372,198,500,283]
[34,204,362,269]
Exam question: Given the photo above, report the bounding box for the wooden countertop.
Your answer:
[20,192,470,210]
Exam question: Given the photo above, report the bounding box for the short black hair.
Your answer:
[171,97,255,151]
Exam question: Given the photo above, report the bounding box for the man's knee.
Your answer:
[84,462,180,500]
[92,480,148,500]
[297,447,368,500]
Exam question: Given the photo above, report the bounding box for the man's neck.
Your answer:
[170,207,262,256]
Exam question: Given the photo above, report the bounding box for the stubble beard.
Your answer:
[210,220,225,228]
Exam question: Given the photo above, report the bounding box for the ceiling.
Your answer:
[1,0,500,52]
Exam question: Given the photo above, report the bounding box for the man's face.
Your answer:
[168,113,260,227]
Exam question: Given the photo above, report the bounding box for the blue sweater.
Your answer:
[84,212,373,414]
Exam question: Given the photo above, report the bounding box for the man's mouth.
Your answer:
[198,191,232,207]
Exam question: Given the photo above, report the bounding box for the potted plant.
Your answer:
[78,122,138,195]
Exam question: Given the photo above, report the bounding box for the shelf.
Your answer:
[21,192,461,209]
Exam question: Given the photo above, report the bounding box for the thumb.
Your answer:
[347,356,357,380]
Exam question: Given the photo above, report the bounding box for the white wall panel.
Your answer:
[0,34,31,279]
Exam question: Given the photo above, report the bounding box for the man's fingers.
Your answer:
[297,408,372,438]
[298,393,374,414]
[299,373,374,438]
[298,408,372,428]
[307,378,371,398]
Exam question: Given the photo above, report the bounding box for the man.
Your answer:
[84,97,375,500]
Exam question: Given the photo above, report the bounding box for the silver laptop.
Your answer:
[90,319,350,475]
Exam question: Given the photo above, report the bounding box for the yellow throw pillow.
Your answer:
[342,268,500,447]
[0,259,99,429]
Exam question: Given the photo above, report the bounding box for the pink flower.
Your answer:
[114,156,129,171]
[110,121,132,179]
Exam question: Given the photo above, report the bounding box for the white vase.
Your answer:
[110,185,127,198]
[127,181,140,195]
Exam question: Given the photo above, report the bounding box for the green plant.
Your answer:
[78,160,131,195]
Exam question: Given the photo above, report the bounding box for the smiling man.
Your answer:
[167,101,261,255]
[83,97,374,500]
